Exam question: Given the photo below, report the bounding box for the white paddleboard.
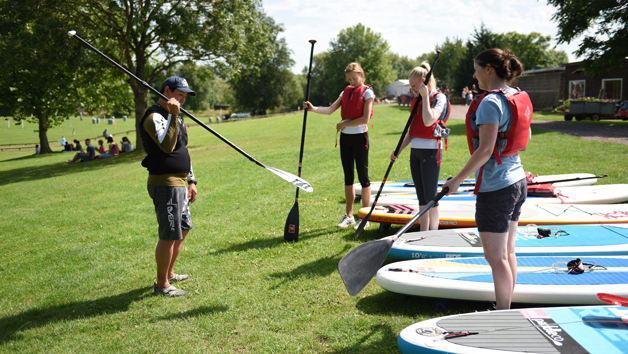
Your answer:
[370,184,628,206]
[376,256,628,304]
[355,173,600,196]
[359,203,628,228]
[398,304,628,354]
[388,224,628,260]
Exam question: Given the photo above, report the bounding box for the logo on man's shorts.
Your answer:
[167,198,175,231]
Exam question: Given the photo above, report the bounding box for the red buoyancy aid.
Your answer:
[409,91,451,166]
[340,85,373,121]
[465,87,533,193]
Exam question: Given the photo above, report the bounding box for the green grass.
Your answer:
[1,105,628,353]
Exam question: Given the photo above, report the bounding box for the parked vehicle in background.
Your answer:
[563,99,628,121]
[228,112,251,119]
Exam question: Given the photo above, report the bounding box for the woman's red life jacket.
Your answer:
[465,87,533,193]
[408,91,451,165]
[340,85,373,120]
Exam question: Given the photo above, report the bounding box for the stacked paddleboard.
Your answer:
[355,173,599,196]
[387,224,628,259]
[398,304,628,354]
[376,256,628,304]
[368,184,628,206]
[359,203,628,228]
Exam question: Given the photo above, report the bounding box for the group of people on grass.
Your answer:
[64,136,134,163]
[147,48,533,312]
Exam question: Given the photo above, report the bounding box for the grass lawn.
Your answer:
[1,104,627,353]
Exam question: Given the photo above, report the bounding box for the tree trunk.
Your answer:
[131,81,149,152]
[36,110,52,154]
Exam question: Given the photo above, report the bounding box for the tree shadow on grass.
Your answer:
[266,244,352,289]
[0,286,151,344]
[0,150,144,187]
[329,324,399,354]
[206,227,332,256]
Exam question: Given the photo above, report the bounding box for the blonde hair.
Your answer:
[345,62,365,80]
[409,62,436,89]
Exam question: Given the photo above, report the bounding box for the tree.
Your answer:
[433,37,467,91]
[306,52,332,106]
[231,29,303,114]
[323,24,397,101]
[0,0,131,154]
[454,24,503,93]
[498,32,569,70]
[390,54,421,80]
[64,0,279,150]
[548,0,628,75]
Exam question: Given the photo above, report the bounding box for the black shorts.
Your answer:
[475,178,527,233]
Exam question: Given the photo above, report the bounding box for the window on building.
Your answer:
[602,79,622,100]
[569,80,585,99]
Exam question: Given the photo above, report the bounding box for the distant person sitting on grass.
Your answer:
[97,139,106,154]
[35,144,40,155]
[73,139,82,152]
[120,136,133,153]
[98,136,120,159]
[61,136,67,146]
[64,142,74,152]
[66,139,95,164]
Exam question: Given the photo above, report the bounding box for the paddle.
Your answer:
[528,174,607,185]
[284,40,316,242]
[355,51,441,239]
[339,187,448,296]
[68,31,313,193]
[597,293,628,307]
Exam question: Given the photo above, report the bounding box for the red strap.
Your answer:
[474,167,484,195]
[493,143,502,165]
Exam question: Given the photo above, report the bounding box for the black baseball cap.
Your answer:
[161,76,196,96]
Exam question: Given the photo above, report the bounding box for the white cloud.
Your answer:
[262,0,582,73]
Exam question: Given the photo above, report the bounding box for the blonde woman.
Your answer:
[391,62,450,231]
[304,63,374,229]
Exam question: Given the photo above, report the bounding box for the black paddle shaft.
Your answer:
[355,50,441,239]
[339,187,448,296]
[284,39,316,242]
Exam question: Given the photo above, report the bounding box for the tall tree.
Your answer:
[64,0,279,150]
[498,32,569,70]
[454,24,504,93]
[548,0,628,75]
[231,30,302,115]
[390,54,421,80]
[324,24,396,101]
[0,0,130,154]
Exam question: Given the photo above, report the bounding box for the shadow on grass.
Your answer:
[329,324,399,354]
[0,150,144,187]
[156,305,229,321]
[207,227,332,256]
[0,286,151,344]
[267,244,352,289]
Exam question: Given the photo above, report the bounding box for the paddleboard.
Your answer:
[398,304,628,354]
[370,184,628,206]
[376,256,628,304]
[388,224,628,260]
[355,173,599,196]
[359,203,628,228]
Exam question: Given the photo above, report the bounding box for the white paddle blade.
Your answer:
[265,166,313,192]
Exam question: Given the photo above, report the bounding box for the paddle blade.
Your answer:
[338,238,394,296]
[354,207,373,239]
[284,202,299,242]
[597,293,628,307]
[264,166,313,192]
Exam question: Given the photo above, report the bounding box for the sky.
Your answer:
[261,0,582,74]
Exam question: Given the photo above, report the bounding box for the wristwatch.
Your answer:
[188,180,197,185]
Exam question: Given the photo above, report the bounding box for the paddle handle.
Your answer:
[528,174,607,185]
